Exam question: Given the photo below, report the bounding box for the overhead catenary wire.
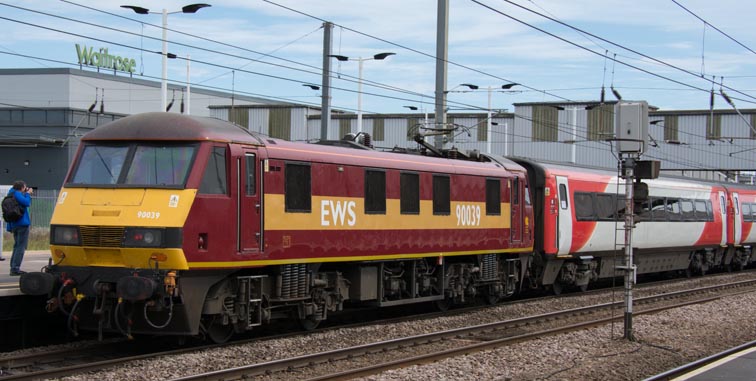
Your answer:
[482,0,756,104]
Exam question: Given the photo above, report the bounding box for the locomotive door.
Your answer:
[510,176,522,242]
[718,191,728,247]
[733,192,742,245]
[555,176,572,255]
[239,151,262,253]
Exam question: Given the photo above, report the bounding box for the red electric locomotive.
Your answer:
[20,113,534,341]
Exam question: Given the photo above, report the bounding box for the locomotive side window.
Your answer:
[574,192,594,221]
[245,154,256,195]
[513,177,520,205]
[199,146,228,195]
[400,172,420,214]
[365,170,386,214]
[485,179,500,215]
[285,163,311,212]
[432,175,451,215]
[558,184,568,210]
[524,185,531,205]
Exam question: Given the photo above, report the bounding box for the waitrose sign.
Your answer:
[75,44,136,73]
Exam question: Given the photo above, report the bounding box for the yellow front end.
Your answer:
[49,187,197,270]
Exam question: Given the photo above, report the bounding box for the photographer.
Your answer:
[6,180,32,276]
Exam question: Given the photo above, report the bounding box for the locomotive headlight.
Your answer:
[123,228,163,248]
[51,225,81,246]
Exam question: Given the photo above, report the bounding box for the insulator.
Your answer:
[448,147,458,159]
[363,133,372,148]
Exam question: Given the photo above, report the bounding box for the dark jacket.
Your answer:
[5,188,31,231]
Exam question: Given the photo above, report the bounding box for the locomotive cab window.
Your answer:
[486,179,500,215]
[432,175,450,215]
[70,143,197,188]
[400,172,420,214]
[285,163,311,212]
[365,169,386,214]
[199,146,228,195]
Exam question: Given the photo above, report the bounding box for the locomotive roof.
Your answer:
[82,112,264,145]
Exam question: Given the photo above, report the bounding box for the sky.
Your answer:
[2,0,756,116]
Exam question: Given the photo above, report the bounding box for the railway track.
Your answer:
[169,279,756,381]
[1,273,753,380]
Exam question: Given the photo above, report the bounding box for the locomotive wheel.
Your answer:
[484,291,499,305]
[203,316,234,344]
[435,297,451,312]
[299,315,321,331]
[579,284,589,292]
[551,281,564,295]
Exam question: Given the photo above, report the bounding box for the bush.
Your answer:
[2,226,50,252]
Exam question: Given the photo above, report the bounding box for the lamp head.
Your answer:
[461,83,479,90]
[182,3,211,13]
[121,5,150,14]
[373,52,395,60]
[302,84,320,91]
[329,55,350,61]
[403,106,418,111]
[501,83,519,89]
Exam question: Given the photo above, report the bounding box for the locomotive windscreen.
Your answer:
[69,143,198,187]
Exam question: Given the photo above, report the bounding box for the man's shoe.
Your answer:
[0,257,5,261]
[10,270,26,276]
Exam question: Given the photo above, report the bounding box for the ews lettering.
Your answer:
[321,200,357,226]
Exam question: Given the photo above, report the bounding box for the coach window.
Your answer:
[486,179,501,215]
[595,193,616,221]
[285,163,311,212]
[199,146,228,194]
[365,170,386,214]
[742,203,752,222]
[400,172,420,214]
[650,197,667,221]
[680,199,695,221]
[574,192,595,221]
[558,184,568,210]
[694,200,708,221]
[666,198,682,221]
[433,175,451,215]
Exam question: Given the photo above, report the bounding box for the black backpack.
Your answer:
[2,194,23,223]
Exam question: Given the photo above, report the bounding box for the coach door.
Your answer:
[718,191,728,247]
[239,151,262,253]
[556,176,572,255]
[733,192,742,245]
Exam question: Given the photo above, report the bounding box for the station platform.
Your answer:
[646,340,756,380]
[0,251,52,297]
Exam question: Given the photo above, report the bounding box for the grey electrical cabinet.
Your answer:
[615,101,649,154]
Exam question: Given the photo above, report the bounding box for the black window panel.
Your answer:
[486,179,501,215]
[433,175,450,215]
[245,154,256,196]
[400,172,420,214]
[199,147,228,194]
[596,193,617,221]
[365,170,386,214]
[285,163,311,212]
[574,192,595,221]
[681,199,695,220]
[636,199,651,221]
[706,200,714,221]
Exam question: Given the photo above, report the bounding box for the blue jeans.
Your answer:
[11,225,29,273]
